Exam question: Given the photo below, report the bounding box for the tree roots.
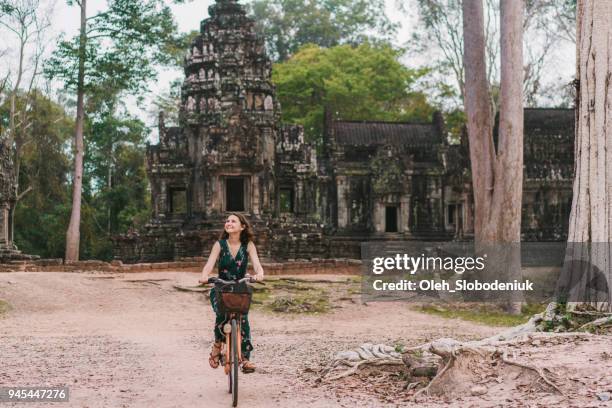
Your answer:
[318,319,595,402]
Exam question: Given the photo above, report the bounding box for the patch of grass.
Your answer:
[0,299,11,317]
[418,303,546,327]
[251,286,272,305]
[268,293,331,314]
[253,278,363,314]
[269,281,317,291]
[345,276,361,283]
[521,302,547,316]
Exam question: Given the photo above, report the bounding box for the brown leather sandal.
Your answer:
[209,342,223,369]
[241,359,255,373]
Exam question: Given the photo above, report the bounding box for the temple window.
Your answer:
[169,188,187,214]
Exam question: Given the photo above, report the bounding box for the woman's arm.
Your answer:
[198,241,221,283]
[247,241,265,281]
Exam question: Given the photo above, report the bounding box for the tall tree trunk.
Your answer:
[463,0,495,243]
[462,0,524,244]
[7,28,26,149]
[107,146,112,235]
[496,0,524,243]
[463,0,524,313]
[65,0,87,262]
[563,0,612,312]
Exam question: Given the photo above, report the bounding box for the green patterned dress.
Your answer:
[210,239,253,359]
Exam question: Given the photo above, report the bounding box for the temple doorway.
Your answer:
[385,205,398,233]
[226,177,245,211]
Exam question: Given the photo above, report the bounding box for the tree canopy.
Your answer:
[44,0,180,260]
[246,0,398,61]
[3,91,73,258]
[272,43,435,143]
[45,0,179,96]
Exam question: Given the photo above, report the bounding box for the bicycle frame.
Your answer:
[209,276,252,375]
[223,312,243,375]
[206,275,263,407]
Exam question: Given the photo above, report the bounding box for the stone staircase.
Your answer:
[0,242,39,263]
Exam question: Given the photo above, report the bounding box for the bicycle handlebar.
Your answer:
[206,276,265,285]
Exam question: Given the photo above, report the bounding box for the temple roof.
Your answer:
[495,108,574,138]
[524,108,574,135]
[332,121,442,147]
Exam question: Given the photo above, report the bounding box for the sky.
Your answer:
[1,0,574,141]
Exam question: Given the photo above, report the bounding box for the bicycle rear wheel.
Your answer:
[231,318,239,407]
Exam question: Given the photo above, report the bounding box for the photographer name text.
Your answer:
[372,279,534,292]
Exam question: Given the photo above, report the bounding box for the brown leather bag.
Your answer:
[219,286,252,314]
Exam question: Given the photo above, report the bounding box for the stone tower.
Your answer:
[152,0,279,223]
[119,0,288,261]
[179,0,278,218]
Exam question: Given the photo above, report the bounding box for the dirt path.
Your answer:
[0,272,608,407]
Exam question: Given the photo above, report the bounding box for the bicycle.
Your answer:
[206,276,262,407]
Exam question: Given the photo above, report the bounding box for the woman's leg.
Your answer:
[240,313,253,360]
[209,289,224,368]
[210,288,225,342]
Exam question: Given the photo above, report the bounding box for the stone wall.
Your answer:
[0,258,362,275]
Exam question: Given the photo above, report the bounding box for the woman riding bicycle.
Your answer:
[198,213,264,373]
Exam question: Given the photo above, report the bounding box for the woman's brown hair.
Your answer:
[219,213,254,245]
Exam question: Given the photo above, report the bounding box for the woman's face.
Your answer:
[224,215,244,234]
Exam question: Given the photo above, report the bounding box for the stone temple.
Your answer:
[113,0,574,263]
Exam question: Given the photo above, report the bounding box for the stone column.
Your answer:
[212,175,221,212]
[252,175,260,215]
[0,205,8,246]
[160,181,168,217]
[337,175,348,228]
[296,179,304,214]
[463,190,474,234]
[401,195,411,234]
[373,201,384,233]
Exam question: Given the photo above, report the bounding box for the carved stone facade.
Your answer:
[0,138,38,261]
[113,0,574,263]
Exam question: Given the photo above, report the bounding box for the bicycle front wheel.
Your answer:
[227,356,232,394]
[231,318,239,407]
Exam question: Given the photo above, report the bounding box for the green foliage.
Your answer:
[40,0,174,259]
[45,0,179,96]
[0,1,14,13]
[445,109,466,143]
[1,89,150,261]
[371,147,403,196]
[163,29,200,68]
[81,97,151,259]
[419,303,547,327]
[272,43,435,143]
[246,0,398,61]
[4,91,74,258]
[150,78,183,126]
